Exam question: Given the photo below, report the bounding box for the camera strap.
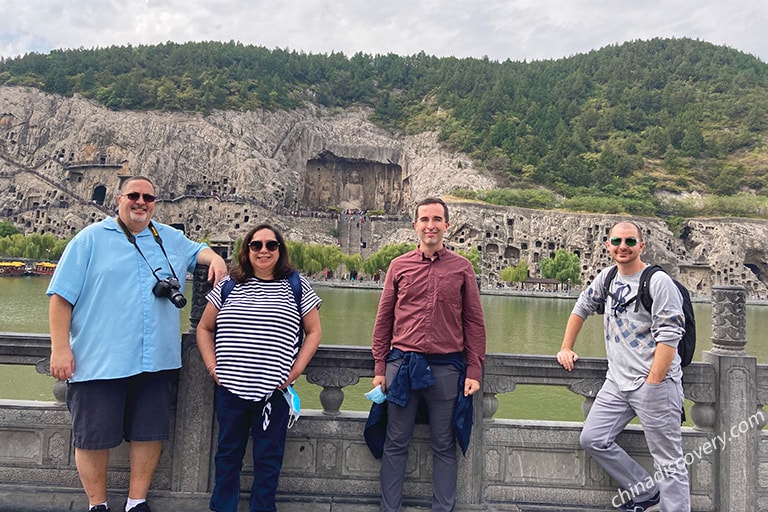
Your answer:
[116,217,180,283]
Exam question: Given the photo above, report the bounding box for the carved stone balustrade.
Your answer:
[1,283,767,511]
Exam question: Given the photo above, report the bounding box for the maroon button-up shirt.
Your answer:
[371,246,487,381]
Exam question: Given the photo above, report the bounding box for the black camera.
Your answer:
[152,277,187,308]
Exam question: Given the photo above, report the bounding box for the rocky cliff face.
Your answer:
[444,203,768,299]
[1,86,766,298]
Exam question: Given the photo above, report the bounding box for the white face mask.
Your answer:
[283,386,301,428]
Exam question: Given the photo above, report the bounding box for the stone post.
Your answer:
[702,286,760,512]
[170,264,216,492]
[188,263,213,332]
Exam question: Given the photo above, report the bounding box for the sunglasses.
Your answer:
[609,237,638,247]
[123,192,157,203]
[249,240,280,252]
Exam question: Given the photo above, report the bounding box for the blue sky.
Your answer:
[1,0,766,63]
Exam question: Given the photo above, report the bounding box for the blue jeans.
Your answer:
[210,386,289,512]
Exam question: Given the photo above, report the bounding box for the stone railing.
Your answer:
[0,275,767,511]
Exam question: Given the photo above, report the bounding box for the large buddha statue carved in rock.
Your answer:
[340,170,364,210]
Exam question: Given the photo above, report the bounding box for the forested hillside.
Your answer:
[2,37,767,220]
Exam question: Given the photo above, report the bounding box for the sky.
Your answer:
[1,0,766,63]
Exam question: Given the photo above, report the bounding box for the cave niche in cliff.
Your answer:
[504,246,520,260]
[91,185,106,205]
[302,151,403,214]
[744,249,767,286]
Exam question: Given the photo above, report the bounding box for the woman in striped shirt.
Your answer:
[197,223,322,512]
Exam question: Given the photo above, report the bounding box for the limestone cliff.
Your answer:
[1,86,766,298]
[444,203,767,299]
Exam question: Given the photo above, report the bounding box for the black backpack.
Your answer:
[598,264,696,367]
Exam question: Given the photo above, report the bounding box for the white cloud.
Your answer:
[0,0,765,62]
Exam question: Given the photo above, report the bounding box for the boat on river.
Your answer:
[31,261,57,276]
[0,261,26,276]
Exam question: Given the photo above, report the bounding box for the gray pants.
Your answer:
[581,378,690,512]
[380,361,459,512]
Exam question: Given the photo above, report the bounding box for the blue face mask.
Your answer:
[283,386,301,428]
[364,384,387,404]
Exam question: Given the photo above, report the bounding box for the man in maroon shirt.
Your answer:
[371,197,486,512]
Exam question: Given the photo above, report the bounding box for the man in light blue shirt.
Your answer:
[48,175,227,512]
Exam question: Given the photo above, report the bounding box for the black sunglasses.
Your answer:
[249,240,280,252]
[609,237,638,247]
[123,192,157,203]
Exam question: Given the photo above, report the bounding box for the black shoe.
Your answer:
[126,502,152,512]
[89,506,110,512]
[616,491,661,511]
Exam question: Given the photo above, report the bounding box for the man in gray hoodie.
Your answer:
[557,221,689,512]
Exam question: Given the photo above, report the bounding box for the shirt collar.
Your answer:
[417,244,447,261]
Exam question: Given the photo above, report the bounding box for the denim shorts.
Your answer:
[66,370,176,450]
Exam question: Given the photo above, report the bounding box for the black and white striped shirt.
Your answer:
[206,275,322,401]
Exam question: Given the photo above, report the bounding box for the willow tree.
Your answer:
[539,249,581,285]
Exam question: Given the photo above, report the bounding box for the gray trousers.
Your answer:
[380,361,460,512]
[581,378,690,512]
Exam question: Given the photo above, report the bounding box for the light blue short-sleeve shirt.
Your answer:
[47,217,207,382]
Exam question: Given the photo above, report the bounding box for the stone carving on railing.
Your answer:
[757,367,768,425]
[711,286,768,432]
[34,355,67,403]
[482,375,517,419]
[568,379,604,416]
[688,404,715,431]
[48,432,67,464]
[305,367,360,415]
[190,264,214,331]
[711,286,747,355]
[685,376,716,431]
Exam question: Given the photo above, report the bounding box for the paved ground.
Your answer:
[0,490,619,512]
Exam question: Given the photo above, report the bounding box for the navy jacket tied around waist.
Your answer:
[364,349,474,458]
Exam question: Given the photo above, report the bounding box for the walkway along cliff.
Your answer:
[0,267,767,511]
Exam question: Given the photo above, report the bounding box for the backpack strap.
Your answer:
[288,270,303,313]
[635,264,663,312]
[597,265,619,314]
[287,270,305,349]
[220,278,236,305]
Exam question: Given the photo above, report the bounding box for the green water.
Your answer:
[3,276,767,420]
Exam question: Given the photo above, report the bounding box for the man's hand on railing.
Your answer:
[556,349,579,372]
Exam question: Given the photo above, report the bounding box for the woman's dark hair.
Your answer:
[231,223,295,283]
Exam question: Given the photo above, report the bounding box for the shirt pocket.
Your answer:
[437,271,464,305]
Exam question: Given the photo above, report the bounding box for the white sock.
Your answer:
[89,503,108,511]
[125,498,145,511]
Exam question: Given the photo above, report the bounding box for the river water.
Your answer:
[2,276,767,420]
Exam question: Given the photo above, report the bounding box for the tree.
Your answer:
[342,253,363,275]
[0,221,20,238]
[286,241,343,274]
[456,246,481,274]
[500,260,529,284]
[361,242,415,276]
[0,232,65,260]
[539,249,581,285]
